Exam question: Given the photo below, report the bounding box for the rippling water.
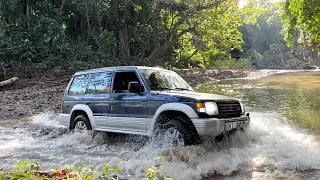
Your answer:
[1,71,320,179]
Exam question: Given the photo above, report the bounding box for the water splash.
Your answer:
[1,112,320,179]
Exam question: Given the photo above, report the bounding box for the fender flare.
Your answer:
[70,104,96,128]
[147,103,199,136]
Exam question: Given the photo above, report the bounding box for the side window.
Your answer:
[113,71,144,93]
[86,72,112,94]
[68,75,89,96]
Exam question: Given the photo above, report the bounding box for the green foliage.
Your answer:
[141,156,173,180]
[0,158,171,180]
[70,164,97,180]
[241,0,266,25]
[239,0,319,69]
[173,0,243,68]
[1,0,318,74]
[281,0,320,49]
[10,160,41,180]
[257,43,286,68]
[240,1,287,55]
[241,49,263,66]
[0,0,249,77]
[102,165,121,180]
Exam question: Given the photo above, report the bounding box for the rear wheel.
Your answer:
[72,115,92,133]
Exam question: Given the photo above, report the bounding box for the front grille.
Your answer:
[217,102,241,118]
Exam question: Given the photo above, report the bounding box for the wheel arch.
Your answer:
[69,104,95,129]
[147,103,199,136]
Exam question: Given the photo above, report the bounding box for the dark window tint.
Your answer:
[86,72,112,94]
[68,75,89,95]
[113,71,144,93]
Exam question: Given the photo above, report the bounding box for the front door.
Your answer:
[108,71,148,132]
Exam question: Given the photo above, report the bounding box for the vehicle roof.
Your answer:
[73,66,171,76]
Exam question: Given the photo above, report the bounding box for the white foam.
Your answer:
[244,69,318,79]
[31,112,64,128]
[1,112,320,179]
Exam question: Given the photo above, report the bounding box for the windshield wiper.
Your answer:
[152,87,174,91]
[174,87,191,91]
[152,87,192,91]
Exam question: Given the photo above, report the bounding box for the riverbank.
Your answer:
[0,68,315,119]
[176,69,251,86]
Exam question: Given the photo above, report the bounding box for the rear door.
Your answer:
[83,72,113,128]
[63,74,90,114]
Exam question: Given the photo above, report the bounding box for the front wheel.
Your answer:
[72,115,92,133]
[153,119,192,147]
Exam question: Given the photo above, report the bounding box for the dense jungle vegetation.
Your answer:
[0,0,319,78]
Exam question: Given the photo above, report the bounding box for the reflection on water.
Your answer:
[195,71,320,134]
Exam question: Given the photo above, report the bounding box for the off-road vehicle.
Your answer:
[58,66,250,146]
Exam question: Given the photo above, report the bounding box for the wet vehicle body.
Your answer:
[57,66,250,146]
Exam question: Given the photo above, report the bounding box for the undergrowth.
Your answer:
[0,157,172,180]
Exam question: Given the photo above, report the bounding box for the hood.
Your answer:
[151,90,240,102]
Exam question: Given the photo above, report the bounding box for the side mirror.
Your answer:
[128,81,142,94]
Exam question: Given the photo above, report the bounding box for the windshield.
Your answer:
[139,69,193,91]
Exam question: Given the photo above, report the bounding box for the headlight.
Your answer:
[240,102,245,114]
[195,102,219,115]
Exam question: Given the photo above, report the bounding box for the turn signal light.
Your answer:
[195,102,205,109]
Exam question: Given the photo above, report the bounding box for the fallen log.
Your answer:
[0,77,19,87]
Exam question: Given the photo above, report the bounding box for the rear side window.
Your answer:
[68,75,89,95]
[86,72,112,94]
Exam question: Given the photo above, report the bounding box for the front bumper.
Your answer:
[191,115,250,136]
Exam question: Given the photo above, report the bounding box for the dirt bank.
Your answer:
[0,75,70,119]
[176,69,252,86]
[0,68,297,119]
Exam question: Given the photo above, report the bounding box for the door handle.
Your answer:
[110,102,117,106]
[85,102,91,105]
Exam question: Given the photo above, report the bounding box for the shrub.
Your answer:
[0,158,173,180]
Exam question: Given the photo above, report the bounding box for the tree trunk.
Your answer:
[26,1,30,28]
[60,0,66,13]
[80,16,87,40]
[152,13,160,49]
[148,42,170,64]
[2,68,7,79]
[118,24,130,59]
[84,0,90,44]
[0,77,19,88]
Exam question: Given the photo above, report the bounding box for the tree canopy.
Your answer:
[281,0,320,49]
[0,0,319,78]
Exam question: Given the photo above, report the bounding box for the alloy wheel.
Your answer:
[163,127,185,147]
[74,121,87,133]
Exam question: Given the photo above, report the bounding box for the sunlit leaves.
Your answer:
[281,0,320,49]
[241,0,266,25]
[170,0,243,67]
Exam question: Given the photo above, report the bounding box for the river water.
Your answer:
[1,71,320,179]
